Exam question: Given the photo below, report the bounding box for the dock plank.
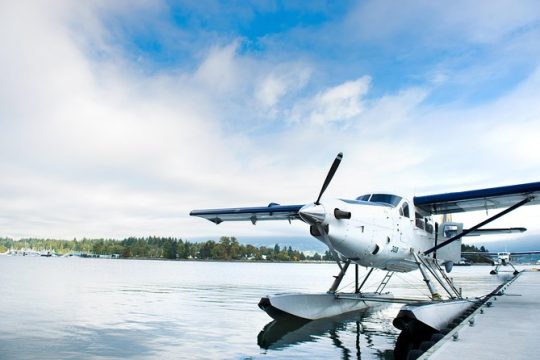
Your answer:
[425,271,540,360]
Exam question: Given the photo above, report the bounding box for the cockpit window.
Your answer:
[356,194,402,207]
[356,194,371,201]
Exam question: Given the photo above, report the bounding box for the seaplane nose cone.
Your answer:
[299,203,326,224]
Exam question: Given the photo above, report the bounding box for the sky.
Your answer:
[1,0,540,244]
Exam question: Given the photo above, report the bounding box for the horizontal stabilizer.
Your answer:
[463,227,526,236]
[190,204,304,224]
[462,250,540,256]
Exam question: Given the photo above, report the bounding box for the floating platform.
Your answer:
[419,270,540,360]
[393,298,477,333]
[258,292,393,320]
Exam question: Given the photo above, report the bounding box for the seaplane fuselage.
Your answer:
[496,252,510,265]
[299,194,448,273]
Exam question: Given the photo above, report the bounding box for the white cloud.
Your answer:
[291,76,371,124]
[193,41,243,94]
[256,75,287,108]
[255,65,312,109]
[0,2,244,238]
[1,1,540,241]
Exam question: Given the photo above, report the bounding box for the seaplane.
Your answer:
[462,249,540,275]
[190,153,540,336]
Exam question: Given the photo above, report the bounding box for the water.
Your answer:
[0,257,510,359]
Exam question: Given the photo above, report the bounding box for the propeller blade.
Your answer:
[315,152,343,205]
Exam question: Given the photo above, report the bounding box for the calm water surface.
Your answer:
[0,257,510,359]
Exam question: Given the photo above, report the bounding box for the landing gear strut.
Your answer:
[328,260,395,296]
[490,262,520,276]
[328,260,351,293]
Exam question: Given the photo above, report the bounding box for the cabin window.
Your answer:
[414,213,433,233]
[425,219,433,234]
[415,212,425,230]
[443,224,459,238]
[400,202,410,218]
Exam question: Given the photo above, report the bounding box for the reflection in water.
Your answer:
[258,308,395,359]
[0,320,180,359]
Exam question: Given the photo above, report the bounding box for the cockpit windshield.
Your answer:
[356,194,402,207]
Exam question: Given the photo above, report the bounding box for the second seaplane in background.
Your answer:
[190,153,540,334]
[462,249,540,275]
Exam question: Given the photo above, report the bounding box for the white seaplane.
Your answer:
[463,249,540,275]
[190,153,540,334]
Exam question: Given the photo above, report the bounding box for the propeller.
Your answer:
[315,152,343,205]
[305,152,345,267]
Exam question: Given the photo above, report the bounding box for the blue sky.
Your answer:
[1,0,540,241]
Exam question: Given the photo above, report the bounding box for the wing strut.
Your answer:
[424,196,533,256]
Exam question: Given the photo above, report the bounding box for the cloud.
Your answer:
[193,42,243,93]
[256,75,287,108]
[0,2,238,238]
[290,76,371,124]
[255,64,312,109]
[0,1,317,239]
[1,1,540,241]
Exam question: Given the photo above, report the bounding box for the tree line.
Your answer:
[0,236,487,263]
[0,236,333,262]
[460,243,492,263]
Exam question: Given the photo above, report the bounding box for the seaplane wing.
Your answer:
[190,204,304,224]
[414,181,540,215]
[191,153,344,226]
[507,250,540,255]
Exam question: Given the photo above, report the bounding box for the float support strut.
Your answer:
[328,260,351,293]
[356,267,374,293]
[355,264,359,293]
[413,252,441,300]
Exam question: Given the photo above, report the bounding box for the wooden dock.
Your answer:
[421,270,540,359]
